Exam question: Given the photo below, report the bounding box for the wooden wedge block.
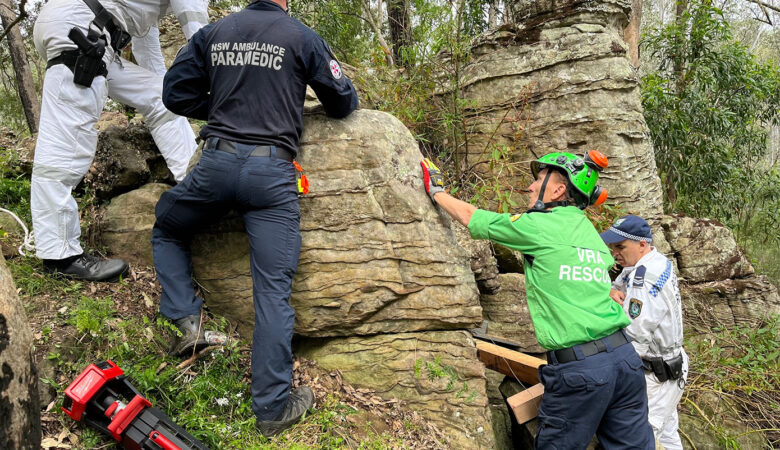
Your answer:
[507,383,545,424]
[476,340,546,384]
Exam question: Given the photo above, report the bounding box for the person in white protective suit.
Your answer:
[601,215,689,450]
[31,0,207,281]
[131,0,208,75]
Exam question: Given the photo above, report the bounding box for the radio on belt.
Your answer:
[63,360,210,450]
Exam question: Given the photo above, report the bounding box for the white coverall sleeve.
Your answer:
[170,0,209,40]
[132,0,208,76]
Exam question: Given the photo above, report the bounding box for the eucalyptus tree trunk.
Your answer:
[360,0,394,65]
[0,0,40,134]
[624,0,642,67]
[487,0,498,28]
[673,0,688,95]
[387,0,412,67]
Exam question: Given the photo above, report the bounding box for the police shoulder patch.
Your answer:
[628,298,643,319]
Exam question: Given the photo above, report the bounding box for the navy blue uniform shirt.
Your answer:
[162,0,359,155]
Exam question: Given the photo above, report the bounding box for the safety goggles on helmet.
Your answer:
[528,150,609,211]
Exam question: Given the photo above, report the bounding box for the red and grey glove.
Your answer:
[421,158,446,203]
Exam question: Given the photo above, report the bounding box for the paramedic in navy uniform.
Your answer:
[154,0,358,437]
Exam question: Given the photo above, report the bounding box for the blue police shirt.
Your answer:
[162,0,359,155]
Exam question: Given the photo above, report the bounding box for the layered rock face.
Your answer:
[478,274,543,353]
[188,110,482,338]
[297,331,494,449]
[100,110,493,448]
[445,0,663,219]
[661,216,754,283]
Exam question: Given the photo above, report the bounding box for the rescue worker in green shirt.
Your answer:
[420,152,654,449]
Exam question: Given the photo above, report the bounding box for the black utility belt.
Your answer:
[548,329,630,364]
[642,353,683,382]
[205,138,294,162]
[48,49,108,78]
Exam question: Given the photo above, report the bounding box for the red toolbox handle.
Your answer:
[150,430,182,450]
[107,394,152,441]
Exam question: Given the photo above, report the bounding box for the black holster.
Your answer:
[67,27,107,87]
[642,353,683,382]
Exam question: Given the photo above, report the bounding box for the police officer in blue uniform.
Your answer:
[153,0,358,437]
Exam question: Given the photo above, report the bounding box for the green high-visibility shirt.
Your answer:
[468,206,630,350]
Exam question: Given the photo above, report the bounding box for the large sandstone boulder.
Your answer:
[101,110,483,337]
[296,330,495,449]
[102,183,172,266]
[661,216,754,283]
[479,274,544,352]
[440,0,663,220]
[0,253,41,448]
[192,110,482,337]
[681,276,780,334]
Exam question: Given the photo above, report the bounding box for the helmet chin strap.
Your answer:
[527,170,570,213]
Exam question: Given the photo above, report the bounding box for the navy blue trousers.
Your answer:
[152,142,300,421]
[536,337,655,449]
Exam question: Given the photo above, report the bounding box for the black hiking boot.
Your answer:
[169,314,211,357]
[255,386,314,437]
[43,252,129,282]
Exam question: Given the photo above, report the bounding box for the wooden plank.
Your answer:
[470,329,525,349]
[507,383,545,424]
[476,340,546,384]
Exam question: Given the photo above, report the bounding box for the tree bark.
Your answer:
[0,0,40,134]
[387,0,412,67]
[673,0,688,95]
[361,0,394,66]
[624,0,642,67]
[0,252,41,449]
[488,0,498,28]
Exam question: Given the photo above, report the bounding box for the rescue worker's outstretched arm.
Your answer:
[420,158,475,226]
[163,30,211,120]
[305,35,358,118]
[432,192,476,227]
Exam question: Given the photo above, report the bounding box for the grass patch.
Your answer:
[7,253,415,449]
[684,314,780,447]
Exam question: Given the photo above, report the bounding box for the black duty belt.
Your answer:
[205,138,294,162]
[547,329,630,364]
[47,49,108,77]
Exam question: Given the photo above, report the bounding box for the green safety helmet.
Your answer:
[529,150,609,210]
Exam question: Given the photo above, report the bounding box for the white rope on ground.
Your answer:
[0,207,35,256]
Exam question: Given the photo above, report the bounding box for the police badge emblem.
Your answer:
[628,298,643,318]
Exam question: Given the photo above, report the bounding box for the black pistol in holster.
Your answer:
[642,353,684,382]
[67,27,107,87]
